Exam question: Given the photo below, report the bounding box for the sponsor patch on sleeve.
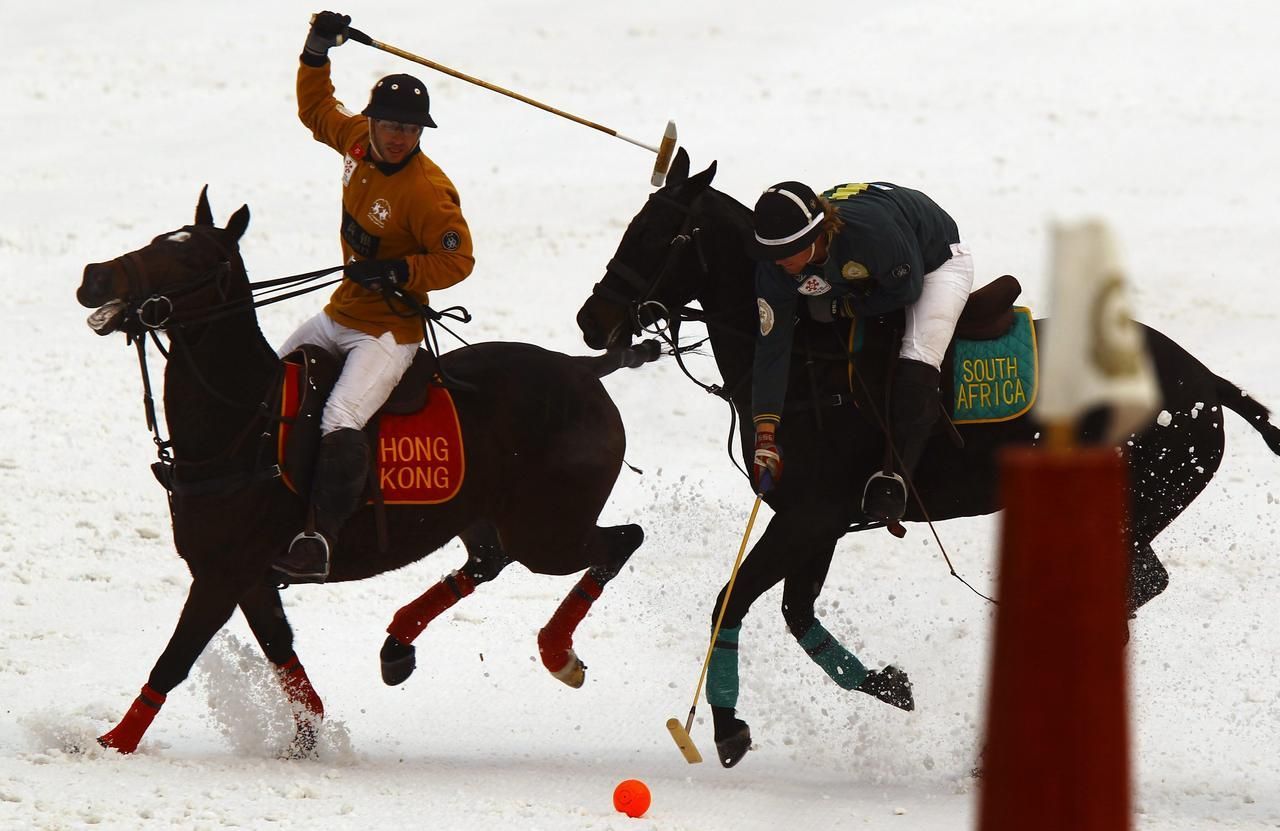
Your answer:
[841,261,869,280]
[441,230,461,251]
[757,298,775,336]
[798,275,832,296]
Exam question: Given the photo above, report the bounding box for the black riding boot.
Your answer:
[863,359,941,522]
[276,428,370,583]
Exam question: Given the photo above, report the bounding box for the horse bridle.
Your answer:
[593,190,709,338]
[590,191,772,483]
[106,227,247,338]
[103,228,293,491]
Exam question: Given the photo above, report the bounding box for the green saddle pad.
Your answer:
[951,307,1038,424]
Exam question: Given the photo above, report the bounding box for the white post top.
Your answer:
[1034,220,1160,444]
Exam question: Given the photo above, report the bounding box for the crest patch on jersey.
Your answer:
[841,261,870,280]
[441,230,461,251]
[368,198,391,228]
[757,298,775,336]
[798,275,831,296]
[348,142,365,160]
[892,263,912,279]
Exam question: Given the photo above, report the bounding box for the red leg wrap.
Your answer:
[387,570,477,645]
[275,654,324,726]
[537,574,603,673]
[98,684,167,754]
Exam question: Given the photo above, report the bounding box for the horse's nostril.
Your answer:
[77,263,115,307]
[576,308,603,349]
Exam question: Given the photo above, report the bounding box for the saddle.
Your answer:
[954,274,1021,340]
[880,274,1031,455]
[279,345,461,501]
[943,274,1038,425]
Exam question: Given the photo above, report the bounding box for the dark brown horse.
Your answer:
[576,149,1280,767]
[76,188,655,756]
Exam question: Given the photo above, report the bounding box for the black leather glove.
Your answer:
[304,11,351,60]
[345,258,408,292]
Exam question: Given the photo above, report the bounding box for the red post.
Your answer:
[978,445,1131,831]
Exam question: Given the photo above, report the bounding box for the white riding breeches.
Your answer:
[278,312,419,435]
[899,241,975,369]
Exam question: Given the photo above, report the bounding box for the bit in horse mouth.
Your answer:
[86,300,127,336]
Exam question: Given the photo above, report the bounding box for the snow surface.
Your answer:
[3,1,1279,829]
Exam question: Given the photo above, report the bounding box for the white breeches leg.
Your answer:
[278,312,418,434]
[900,241,975,369]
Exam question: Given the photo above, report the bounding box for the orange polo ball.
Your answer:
[612,778,651,818]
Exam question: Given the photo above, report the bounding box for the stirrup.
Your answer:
[862,472,906,521]
[276,531,332,583]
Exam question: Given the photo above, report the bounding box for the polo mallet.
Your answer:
[666,492,764,764]
[341,25,679,186]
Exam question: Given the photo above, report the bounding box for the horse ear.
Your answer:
[195,185,214,226]
[225,204,251,243]
[666,147,691,187]
[687,159,718,193]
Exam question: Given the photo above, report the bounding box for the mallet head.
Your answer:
[650,120,678,187]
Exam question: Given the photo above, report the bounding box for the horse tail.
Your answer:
[1216,375,1280,456]
[576,339,662,379]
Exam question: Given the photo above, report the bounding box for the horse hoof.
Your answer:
[715,723,752,768]
[548,650,586,689]
[855,665,915,712]
[282,726,319,760]
[380,635,416,686]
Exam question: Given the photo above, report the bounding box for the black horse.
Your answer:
[76,188,656,756]
[576,149,1280,767]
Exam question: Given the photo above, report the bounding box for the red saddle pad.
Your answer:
[278,361,466,505]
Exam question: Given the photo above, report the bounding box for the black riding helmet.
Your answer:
[362,73,437,128]
[747,181,824,260]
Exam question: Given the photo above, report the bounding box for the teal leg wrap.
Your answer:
[706,625,741,708]
[798,620,868,690]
